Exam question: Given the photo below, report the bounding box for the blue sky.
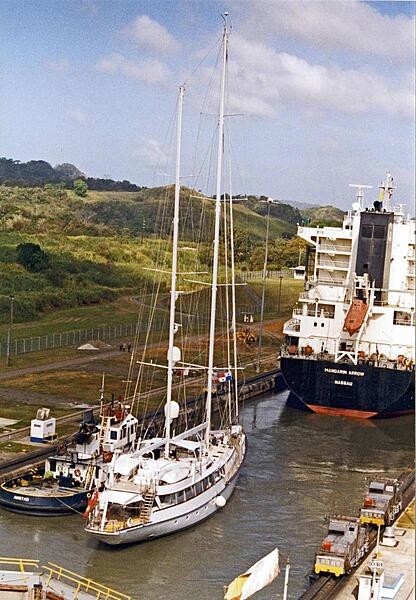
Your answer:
[1,0,415,211]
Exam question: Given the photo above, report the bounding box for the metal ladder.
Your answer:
[84,462,96,490]
[99,416,112,448]
[139,488,155,524]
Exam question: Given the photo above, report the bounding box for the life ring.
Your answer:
[74,468,81,477]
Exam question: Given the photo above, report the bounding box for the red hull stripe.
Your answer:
[306,404,376,419]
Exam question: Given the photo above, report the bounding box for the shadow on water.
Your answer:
[1,390,414,599]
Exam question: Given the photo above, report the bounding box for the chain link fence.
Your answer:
[0,321,146,359]
[1,271,290,359]
[238,269,289,281]
[0,314,209,359]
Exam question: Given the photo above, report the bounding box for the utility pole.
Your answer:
[6,295,15,367]
[141,218,146,244]
[278,275,283,315]
[256,200,271,373]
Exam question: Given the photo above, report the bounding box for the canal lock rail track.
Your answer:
[0,367,282,481]
[299,470,415,600]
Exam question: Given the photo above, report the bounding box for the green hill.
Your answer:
[0,184,298,240]
[0,181,342,323]
[300,204,345,225]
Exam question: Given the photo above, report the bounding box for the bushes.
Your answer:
[16,243,49,272]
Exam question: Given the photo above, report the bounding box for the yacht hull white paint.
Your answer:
[85,445,245,545]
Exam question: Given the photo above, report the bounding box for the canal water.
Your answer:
[0,390,414,599]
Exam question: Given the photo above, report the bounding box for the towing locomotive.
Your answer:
[359,467,413,527]
[313,465,414,579]
[314,516,369,577]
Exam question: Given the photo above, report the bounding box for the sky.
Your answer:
[1,0,415,211]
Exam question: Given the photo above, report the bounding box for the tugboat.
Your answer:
[0,399,138,515]
[280,173,415,418]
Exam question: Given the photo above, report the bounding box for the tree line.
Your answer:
[0,157,143,192]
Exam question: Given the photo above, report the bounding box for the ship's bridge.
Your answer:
[296,224,352,247]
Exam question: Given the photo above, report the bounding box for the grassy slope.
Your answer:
[0,185,300,322]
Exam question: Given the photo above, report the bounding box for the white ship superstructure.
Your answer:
[281,174,414,417]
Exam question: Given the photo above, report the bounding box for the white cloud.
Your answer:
[121,15,180,56]
[67,109,88,125]
[135,136,167,169]
[46,58,71,72]
[229,34,414,120]
[241,0,415,61]
[97,53,169,84]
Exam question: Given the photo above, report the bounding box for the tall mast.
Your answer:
[165,84,185,459]
[379,172,395,211]
[228,161,239,421]
[205,15,229,447]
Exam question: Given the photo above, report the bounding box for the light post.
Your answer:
[141,218,146,244]
[6,295,15,367]
[278,275,283,315]
[256,199,271,373]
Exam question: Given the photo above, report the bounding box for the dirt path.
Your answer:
[0,350,122,407]
[0,350,121,382]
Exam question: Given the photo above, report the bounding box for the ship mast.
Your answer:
[164,85,185,459]
[378,172,395,211]
[205,14,229,447]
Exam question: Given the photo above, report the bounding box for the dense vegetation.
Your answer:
[0,159,344,323]
[0,157,142,192]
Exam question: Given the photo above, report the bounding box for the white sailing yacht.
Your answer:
[84,17,246,546]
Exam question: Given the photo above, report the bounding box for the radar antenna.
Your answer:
[349,183,372,211]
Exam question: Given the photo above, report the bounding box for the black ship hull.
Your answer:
[280,357,415,418]
[0,475,88,516]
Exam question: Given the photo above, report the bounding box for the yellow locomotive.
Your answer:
[314,516,369,577]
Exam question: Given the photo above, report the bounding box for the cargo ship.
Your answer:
[280,173,415,418]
